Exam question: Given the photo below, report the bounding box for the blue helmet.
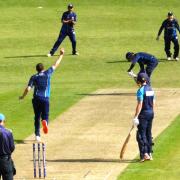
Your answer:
[137,73,149,83]
[126,52,134,60]
[0,113,5,121]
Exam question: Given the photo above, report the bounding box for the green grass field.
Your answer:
[0,0,180,179]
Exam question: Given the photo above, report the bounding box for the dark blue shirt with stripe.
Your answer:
[137,84,155,113]
[132,52,158,70]
[158,19,180,38]
[28,67,54,100]
[61,11,77,32]
[0,125,15,156]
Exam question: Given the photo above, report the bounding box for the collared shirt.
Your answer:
[158,18,180,38]
[61,11,77,32]
[137,84,155,112]
[28,67,54,100]
[0,125,15,156]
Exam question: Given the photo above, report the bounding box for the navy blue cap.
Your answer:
[137,73,149,83]
[68,4,73,8]
[168,12,173,16]
[0,113,5,121]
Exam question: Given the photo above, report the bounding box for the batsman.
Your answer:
[132,73,155,162]
[126,52,158,84]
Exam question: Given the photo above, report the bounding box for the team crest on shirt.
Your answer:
[146,91,154,96]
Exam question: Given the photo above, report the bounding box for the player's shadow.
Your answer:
[77,92,135,96]
[4,54,74,59]
[4,55,48,59]
[106,60,127,63]
[46,158,139,163]
[14,139,36,144]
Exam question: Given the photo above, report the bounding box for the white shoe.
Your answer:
[35,136,41,142]
[175,57,179,61]
[149,153,153,160]
[167,57,172,61]
[47,53,52,57]
[72,52,79,55]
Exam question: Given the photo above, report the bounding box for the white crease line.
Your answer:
[103,169,113,180]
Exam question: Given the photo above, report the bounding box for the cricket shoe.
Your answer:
[140,153,150,162]
[72,52,79,55]
[42,120,48,134]
[149,153,153,161]
[167,57,172,61]
[47,53,53,57]
[175,57,179,61]
[35,136,41,142]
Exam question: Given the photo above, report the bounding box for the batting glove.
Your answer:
[128,71,137,78]
[133,117,139,126]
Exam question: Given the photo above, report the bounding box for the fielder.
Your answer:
[126,52,158,84]
[19,48,65,142]
[132,73,155,162]
[156,12,180,61]
[0,113,16,180]
[48,4,78,57]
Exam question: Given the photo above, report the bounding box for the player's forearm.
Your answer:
[157,26,164,36]
[20,87,30,99]
[134,101,142,118]
[53,54,64,69]
[127,64,135,72]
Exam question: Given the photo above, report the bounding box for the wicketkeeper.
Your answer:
[132,73,155,162]
[19,49,65,142]
[126,52,158,84]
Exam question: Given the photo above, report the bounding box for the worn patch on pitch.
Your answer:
[13,88,180,179]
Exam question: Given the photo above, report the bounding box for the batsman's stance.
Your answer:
[126,52,158,84]
[132,73,155,162]
[19,48,65,142]
[48,4,78,57]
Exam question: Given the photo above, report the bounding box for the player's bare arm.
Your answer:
[52,48,65,70]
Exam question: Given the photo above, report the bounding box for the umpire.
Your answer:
[132,73,155,162]
[156,12,180,61]
[0,113,15,180]
[48,4,78,56]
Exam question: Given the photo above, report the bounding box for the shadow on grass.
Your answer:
[46,158,139,163]
[106,60,127,63]
[77,92,135,96]
[15,139,36,144]
[4,54,73,59]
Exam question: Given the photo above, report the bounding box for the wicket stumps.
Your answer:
[33,143,46,178]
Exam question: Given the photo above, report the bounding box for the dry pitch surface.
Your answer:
[13,88,180,180]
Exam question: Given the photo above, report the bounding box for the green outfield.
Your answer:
[0,0,180,179]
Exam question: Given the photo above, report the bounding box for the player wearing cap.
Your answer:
[132,73,155,162]
[156,12,180,61]
[48,4,78,56]
[0,113,16,179]
[20,49,65,142]
[126,52,158,84]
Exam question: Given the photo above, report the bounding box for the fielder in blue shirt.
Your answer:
[132,73,155,162]
[48,4,78,57]
[156,12,180,61]
[0,113,15,180]
[126,52,158,84]
[20,48,65,142]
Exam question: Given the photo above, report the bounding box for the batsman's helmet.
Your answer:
[137,73,149,84]
[0,113,5,121]
[126,52,134,61]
